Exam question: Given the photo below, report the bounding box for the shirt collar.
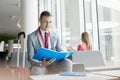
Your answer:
[40,28,48,34]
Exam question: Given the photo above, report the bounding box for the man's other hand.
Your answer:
[41,58,56,67]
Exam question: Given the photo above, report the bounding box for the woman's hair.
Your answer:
[81,32,93,50]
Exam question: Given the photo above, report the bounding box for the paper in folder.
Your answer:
[33,48,74,61]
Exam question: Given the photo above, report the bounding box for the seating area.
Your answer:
[30,51,120,80]
[73,51,120,72]
[0,50,120,80]
[8,52,30,68]
[7,50,120,73]
[0,50,118,72]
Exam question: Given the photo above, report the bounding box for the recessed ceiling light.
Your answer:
[17,3,21,7]
[11,16,16,19]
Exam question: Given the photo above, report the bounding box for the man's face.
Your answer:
[40,16,53,31]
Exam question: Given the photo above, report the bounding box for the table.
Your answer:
[86,66,120,72]
[93,70,120,78]
[30,73,119,80]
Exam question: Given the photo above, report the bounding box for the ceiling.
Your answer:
[1,0,120,37]
[0,0,20,36]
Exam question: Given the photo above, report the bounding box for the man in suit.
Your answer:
[27,11,72,75]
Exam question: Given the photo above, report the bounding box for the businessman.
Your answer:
[27,11,72,75]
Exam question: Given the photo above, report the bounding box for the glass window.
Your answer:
[39,0,120,66]
[97,0,120,66]
[85,0,99,50]
[85,0,93,33]
[60,0,82,51]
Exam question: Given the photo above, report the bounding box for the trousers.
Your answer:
[30,58,72,75]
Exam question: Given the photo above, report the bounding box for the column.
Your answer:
[21,0,39,35]
[20,0,39,52]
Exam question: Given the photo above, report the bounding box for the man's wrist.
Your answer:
[40,62,46,67]
[40,63,43,67]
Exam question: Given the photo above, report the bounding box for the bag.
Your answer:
[0,67,30,80]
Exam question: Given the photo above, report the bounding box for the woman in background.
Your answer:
[77,32,92,50]
[68,32,93,51]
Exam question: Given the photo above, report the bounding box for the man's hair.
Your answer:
[40,11,52,19]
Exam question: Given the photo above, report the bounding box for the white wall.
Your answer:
[0,41,5,51]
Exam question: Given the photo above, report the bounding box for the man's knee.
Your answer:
[31,66,47,75]
[47,58,73,73]
[62,58,72,66]
[59,58,72,71]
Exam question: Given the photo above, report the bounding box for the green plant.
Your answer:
[0,34,16,43]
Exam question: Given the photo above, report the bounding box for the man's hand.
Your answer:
[67,46,76,51]
[41,58,56,67]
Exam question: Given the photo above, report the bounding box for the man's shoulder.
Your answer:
[28,30,38,38]
[50,31,58,37]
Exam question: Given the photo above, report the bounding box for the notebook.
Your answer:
[59,72,87,76]
[33,48,74,61]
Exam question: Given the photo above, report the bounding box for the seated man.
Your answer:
[27,11,72,75]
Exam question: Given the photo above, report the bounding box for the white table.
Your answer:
[86,66,120,72]
[93,70,120,78]
[30,73,119,80]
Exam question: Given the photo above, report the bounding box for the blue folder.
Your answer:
[33,48,74,61]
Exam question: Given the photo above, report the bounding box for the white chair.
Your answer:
[72,51,105,67]
[72,51,120,72]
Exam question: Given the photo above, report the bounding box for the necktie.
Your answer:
[45,32,48,48]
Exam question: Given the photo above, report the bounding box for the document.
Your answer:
[33,48,74,61]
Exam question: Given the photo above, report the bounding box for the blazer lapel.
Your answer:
[36,30,44,47]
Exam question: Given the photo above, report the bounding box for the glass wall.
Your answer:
[85,0,92,33]
[39,0,82,51]
[38,0,120,66]
[60,0,81,51]
[97,0,120,65]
